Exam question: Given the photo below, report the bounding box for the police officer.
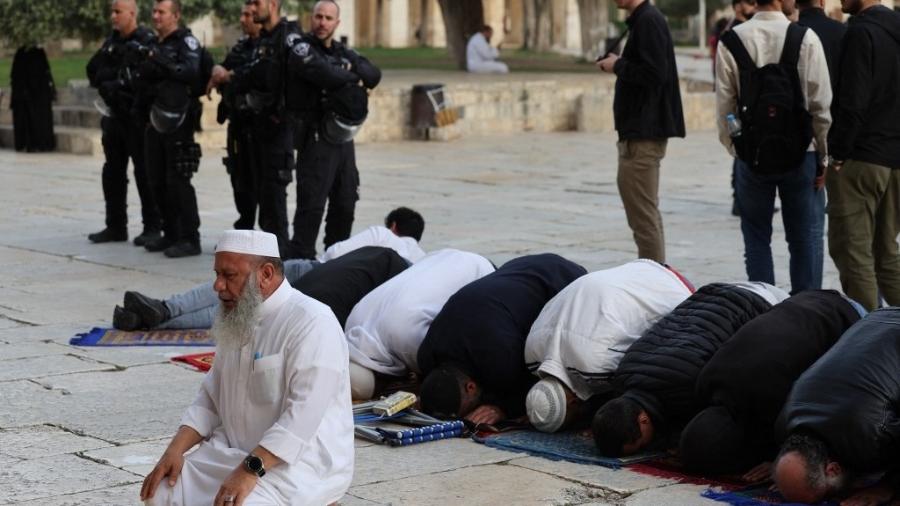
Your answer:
[207,0,297,251]
[208,4,261,231]
[86,0,161,246]
[134,0,205,258]
[283,0,381,260]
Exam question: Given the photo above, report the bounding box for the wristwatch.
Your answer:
[243,453,266,477]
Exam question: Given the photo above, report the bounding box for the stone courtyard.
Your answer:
[0,127,838,505]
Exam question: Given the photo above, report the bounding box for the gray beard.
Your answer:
[211,272,264,352]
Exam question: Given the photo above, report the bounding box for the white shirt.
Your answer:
[730,280,790,306]
[715,11,832,157]
[318,225,425,264]
[344,249,495,376]
[466,32,500,67]
[179,280,354,505]
[524,260,693,400]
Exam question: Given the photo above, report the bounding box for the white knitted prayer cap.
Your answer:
[215,230,280,258]
[526,377,567,433]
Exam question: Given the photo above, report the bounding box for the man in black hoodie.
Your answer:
[826,0,900,310]
[596,0,685,264]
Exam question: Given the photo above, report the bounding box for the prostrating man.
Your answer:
[715,0,831,293]
[86,0,161,246]
[209,4,262,231]
[140,230,353,505]
[679,290,863,476]
[523,260,693,433]
[284,0,382,259]
[774,307,900,505]
[345,249,495,400]
[596,0,685,263]
[416,254,587,425]
[134,0,205,257]
[113,208,425,329]
[591,282,788,456]
[825,0,900,310]
[466,25,509,74]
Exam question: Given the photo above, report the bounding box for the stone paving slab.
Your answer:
[624,483,717,506]
[0,354,115,382]
[13,483,141,506]
[0,453,140,503]
[0,425,112,460]
[81,438,170,477]
[508,456,679,495]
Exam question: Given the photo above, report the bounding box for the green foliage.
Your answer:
[656,0,700,18]
[0,0,66,47]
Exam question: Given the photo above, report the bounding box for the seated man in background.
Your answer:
[344,249,495,400]
[417,253,586,425]
[592,282,788,456]
[466,25,509,74]
[114,207,424,329]
[679,290,863,477]
[524,259,693,433]
[140,230,353,505]
[774,307,900,505]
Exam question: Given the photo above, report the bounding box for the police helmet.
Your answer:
[321,84,368,144]
[150,81,190,134]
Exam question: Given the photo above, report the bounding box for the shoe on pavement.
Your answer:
[144,236,175,252]
[133,229,162,247]
[88,228,127,243]
[124,291,170,328]
[164,240,202,258]
[112,305,141,331]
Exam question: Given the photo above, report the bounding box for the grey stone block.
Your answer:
[508,456,678,494]
[0,453,140,503]
[0,425,111,460]
[624,484,719,506]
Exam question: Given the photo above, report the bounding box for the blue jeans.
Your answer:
[159,259,319,329]
[734,152,818,294]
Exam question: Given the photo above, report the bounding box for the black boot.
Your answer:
[133,229,162,247]
[112,305,141,331]
[124,291,170,328]
[89,228,128,243]
[164,240,202,258]
[144,236,175,252]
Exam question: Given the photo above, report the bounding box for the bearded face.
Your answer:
[211,271,263,351]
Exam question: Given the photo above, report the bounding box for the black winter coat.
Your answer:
[612,283,772,433]
[697,290,861,443]
[417,254,587,418]
[613,0,685,141]
[797,8,846,91]
[776,307,900,473]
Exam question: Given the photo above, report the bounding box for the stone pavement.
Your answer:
[0,130,838,505]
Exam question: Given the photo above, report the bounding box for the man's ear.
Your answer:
[465,380,478,395]
[388,222,399,235]
[637,411,650,425]
[258,262,277,290]
[824,460,842,478]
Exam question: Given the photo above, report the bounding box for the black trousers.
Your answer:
[240,117,293,249]
[289,132,359,259]
[144,122,200,244]
[226,121,257,230]
[101,115,160,233]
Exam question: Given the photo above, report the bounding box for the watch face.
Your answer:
[245,455,263,472]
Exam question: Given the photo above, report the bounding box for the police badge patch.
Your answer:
[285,32,301,48]
[184,36,199,51]
[292,42,310,57]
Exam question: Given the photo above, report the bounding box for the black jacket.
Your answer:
[417,254,587,418]
[613,0,685,141]
[291,246,408,327]
[829,5,900,167]
[87,26,156,118]
[697,290,860,445]
[132,28,203,122]
[797,8,846,91]
[776,307,900,473]
[612,283,772,434]
[216,34,259,125]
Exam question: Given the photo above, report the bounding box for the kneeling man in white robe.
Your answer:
[524,259,693,433]
[466,25,509,74]
[141,230,354,506]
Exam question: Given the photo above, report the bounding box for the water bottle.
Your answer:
[726,113,742,138]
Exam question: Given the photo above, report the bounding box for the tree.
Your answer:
[0,0,66,47]
[576,0,609,60]
[436,0,484,70]
[522,0,554,52]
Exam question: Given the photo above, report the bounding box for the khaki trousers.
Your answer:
[826,159,900,310]
[617,139,668,263]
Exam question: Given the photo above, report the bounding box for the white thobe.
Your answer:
[466,32,509,74]
[344,249,495,376]
[149,280,354,506]
[730,280,790,306]
[524,260,693,400]
[317,225,426,264]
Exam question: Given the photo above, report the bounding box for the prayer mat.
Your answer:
[172,352,215,372]
[473,429,665,469]
[701,485,838,506]
[70,327,214,347]
[628,457,750,489]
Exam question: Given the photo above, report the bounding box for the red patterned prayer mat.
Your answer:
[172,352,215,372]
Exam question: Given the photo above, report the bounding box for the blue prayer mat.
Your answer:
[70,327,214,346]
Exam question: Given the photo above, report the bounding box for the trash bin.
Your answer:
[410,83,445,129]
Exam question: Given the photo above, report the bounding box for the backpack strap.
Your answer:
[779,23,808,67]
[721,29,757,72]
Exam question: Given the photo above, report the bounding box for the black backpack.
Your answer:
[721,24,813,174]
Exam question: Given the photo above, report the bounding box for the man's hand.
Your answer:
[206,65,231,96]
[465,404,506,426]
[140,450,185,501]
[815,160,827,190]
[213,465,259,506]
[741,461,772,483]
[840,482,896,506]
[596,54,619,73]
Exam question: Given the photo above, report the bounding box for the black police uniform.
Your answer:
[217,34,259,230]
[134,27,204,257]
[226,18,299,251]
[86,26,161,244]
[283,35,381,260]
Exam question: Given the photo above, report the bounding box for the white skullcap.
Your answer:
[349,361,376,400]
[526,377,567,433]
[215,230,280,258]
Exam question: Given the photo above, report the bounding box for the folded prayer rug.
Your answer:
[70,327,214,346]
[172,352,215,372]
